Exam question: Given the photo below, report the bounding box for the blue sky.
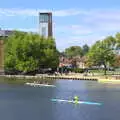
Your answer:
[1,0,120,51]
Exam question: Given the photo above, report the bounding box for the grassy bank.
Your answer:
[98,79,120,84]
[1,72,120,85]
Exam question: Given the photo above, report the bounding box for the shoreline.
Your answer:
[3,74,98,81]
[0,73,120,84]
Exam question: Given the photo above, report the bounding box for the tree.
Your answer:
[82,44,89,55]
[64,46,83,58]
[59,51,66,57]
[114,33,120,55]
[86,39,116,75]
[5,31,59,74]
[103,36,116,50]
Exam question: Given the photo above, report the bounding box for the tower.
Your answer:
[39,12,53,37]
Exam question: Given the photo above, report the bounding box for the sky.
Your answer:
[1,0,120,51]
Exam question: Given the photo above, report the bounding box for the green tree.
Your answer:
[64,46,83,58]
[86,39,116,75]
[115,33,120,54]
[82,44,89,55]
[5,31,59,73]
[103,36,116,50]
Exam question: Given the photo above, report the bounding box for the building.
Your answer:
[59,56,87,69]
[75,56,86,69]
[0,29,13,37]
[39,12,53,37]
[0,29,13,74]
[59,56,72,68]
[0,40,4,74]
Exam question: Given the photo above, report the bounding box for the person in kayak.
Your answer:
[73,96,79,101]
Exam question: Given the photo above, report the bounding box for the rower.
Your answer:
[73,96,79,101]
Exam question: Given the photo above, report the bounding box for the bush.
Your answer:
[66,68,84,73]
[73,68,84,73]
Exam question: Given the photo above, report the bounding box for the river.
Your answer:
[0,79,120,120]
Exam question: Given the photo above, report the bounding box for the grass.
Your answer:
[89,70,120,75]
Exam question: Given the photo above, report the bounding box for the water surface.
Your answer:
[0,79,120,120]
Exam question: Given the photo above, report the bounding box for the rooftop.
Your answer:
[0,29,13,37]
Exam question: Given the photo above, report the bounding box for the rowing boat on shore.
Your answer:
[51,98,102,105]
[25,82,56,87]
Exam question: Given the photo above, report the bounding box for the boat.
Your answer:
[51,98,102,105]
[25,82,56,87]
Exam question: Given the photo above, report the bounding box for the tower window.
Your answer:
[40,14,48,22]
[42,27,46,36]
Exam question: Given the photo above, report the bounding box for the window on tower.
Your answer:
[40,14,49,22]
[42,27,46,36]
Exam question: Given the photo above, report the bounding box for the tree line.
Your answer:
[62,33,120,75]
[4,30,120,75]
[62,44,89,57]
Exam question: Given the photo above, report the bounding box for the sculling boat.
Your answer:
[25,82,56,87]
[51,98,102,105]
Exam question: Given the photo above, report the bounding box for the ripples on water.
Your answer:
[0,79,120,120]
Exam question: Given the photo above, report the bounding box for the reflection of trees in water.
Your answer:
[35,78,55,85]
[3,77,56,85]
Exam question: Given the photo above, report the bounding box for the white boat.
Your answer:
[25,82,56,87]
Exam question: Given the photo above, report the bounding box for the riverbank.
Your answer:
[4,74,98,81]
[1,73,120,84]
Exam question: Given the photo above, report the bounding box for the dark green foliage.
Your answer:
[64,46,83,58]
[82,44,89,55]
[5,31,59,73]
[65,67,84,73]
[86,37,116,75]
[72,68,84,73]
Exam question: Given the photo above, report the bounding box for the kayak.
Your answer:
[25,83,56,87]
[51,98,102,105]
